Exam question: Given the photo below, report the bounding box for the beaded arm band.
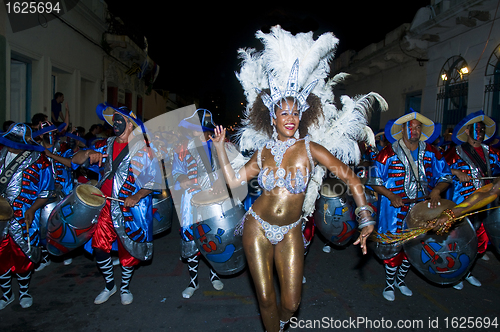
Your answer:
[436,208,456,235]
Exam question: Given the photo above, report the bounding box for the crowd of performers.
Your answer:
[1,26,500,332]
[365,110,500,301]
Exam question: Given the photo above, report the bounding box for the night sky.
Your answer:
[105,2,430,122]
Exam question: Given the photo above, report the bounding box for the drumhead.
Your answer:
[76,184,106,207]
[405,199,456,229]
[191,190,229,206]
[320,178,347,198]
[87,179,98,186]
[0,197,13,221]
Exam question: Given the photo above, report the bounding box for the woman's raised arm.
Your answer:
[210,125,260,189]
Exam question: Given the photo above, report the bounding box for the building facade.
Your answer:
[332,0,500,136]
[1,0,161,131]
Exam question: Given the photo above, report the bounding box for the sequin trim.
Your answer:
[257,137,313,194]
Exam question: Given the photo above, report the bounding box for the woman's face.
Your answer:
[273,99,300,140]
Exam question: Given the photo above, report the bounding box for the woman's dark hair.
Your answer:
[246,89,323,138]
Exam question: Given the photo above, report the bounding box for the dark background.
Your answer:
[104,2,430,123]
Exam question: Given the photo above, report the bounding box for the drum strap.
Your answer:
[103,136,141,183]
[398,140,426,196]
[461,143,489,177]
[0,150,33,194]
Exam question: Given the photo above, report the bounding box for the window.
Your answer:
[484,44,500,123]
[10,58,31,123]
[436,56,469,133]
[405,91,422,114]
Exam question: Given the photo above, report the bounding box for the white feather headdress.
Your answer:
[235,25,387,217]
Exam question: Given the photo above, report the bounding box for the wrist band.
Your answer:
[436,208,456,235]
[358,219,376,229]
[355,205,375,217]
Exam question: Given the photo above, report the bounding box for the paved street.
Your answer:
[2,214,500,332]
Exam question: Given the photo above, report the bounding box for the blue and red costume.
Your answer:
[90,136,160,266]
[444,144,500,254]
[368,140,452,265]
[0,149,54,274]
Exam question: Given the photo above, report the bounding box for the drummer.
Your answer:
[33,121,77,269]
[0,123,54,310]
[171,108,240,299]
[367,112,452,301]
[72,103,160,306]
[443,111,500,289]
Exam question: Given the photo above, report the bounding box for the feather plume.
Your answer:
[302,165,325,218]
[310,93,388,165]
[363,126,376,148]
[326,73,350,88]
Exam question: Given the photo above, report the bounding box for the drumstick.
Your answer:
[26,224,30,252]
[402,196,429,204]
[24,218,31,252]
[91,193,125,203]
[472,177,497,181]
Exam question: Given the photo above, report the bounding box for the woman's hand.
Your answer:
[353,224,374,255]
[210,125,226,150]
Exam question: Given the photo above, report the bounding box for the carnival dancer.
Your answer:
[368,112,452,301]
[443,111,500,289]
[171,108,240,298]
[211,26,380,332]
[0,123,54,310]
[72,103,160,305]
[33,121,76,269]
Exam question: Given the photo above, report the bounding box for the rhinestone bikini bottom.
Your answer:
[234,206,301,245]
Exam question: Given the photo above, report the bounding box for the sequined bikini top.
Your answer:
[257,136,314,194]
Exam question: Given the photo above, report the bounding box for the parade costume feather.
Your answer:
[235,25,387,217]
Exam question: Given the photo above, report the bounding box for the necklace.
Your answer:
[266,138,297,166]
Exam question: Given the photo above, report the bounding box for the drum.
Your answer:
[403,199,477,285]
[190,190,246,275]
[152,189,173,235]
[0,197,13,241]
[314,178,357,246]
[39,195,62,241]
[483,207,500,255]
[46,184,106,256]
